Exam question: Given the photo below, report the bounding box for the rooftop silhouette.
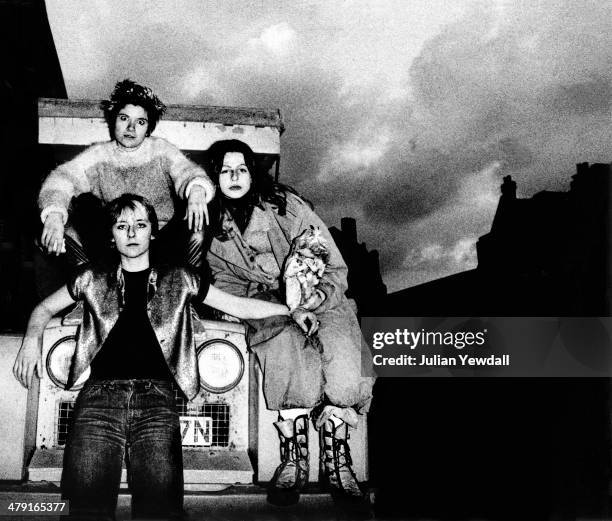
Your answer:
[388,162,610,316]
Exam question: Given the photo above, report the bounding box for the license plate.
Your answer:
[180,416,213,446]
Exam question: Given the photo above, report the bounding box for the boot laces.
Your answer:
[333,438,354,471]
[321,430,361,495]
[280,434,305,464]
[331,438,360,491]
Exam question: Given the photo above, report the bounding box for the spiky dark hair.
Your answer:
[100,79,166,136]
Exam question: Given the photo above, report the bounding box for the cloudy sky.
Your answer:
[46,0,612,292]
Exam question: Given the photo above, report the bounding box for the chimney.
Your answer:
[341,217,357,243]
[501,175,517,199]
[575,162,590,176]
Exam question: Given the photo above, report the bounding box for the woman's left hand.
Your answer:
[291,308,319,336]
[185,185,209,231]
[13,336,42,389]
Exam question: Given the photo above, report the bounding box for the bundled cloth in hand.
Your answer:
[283,226,330,311]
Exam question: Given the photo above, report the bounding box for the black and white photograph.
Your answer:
[0,1,610,519]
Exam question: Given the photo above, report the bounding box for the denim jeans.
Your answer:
[61,379,183,521]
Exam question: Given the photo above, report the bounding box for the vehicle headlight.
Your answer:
[197,339,244,393]
[46,336,90,390]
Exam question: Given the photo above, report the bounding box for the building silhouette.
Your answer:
[0,0,67,330]
[329,217,387,316]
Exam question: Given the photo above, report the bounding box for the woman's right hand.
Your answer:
[41,213,66,255]
[291,308,319,336]
[13,336,42,389]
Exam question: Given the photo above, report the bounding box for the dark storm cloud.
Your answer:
[364,0,612,287]
[406,0,612,191]
[219,63,349,188]
[104,24,220,104]
[361,169,455,223]
[549,77,612,117]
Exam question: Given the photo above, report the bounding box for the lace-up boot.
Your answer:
[320,419,365,502]
[267,414,309,506]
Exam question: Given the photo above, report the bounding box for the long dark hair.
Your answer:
[207,139,307,240]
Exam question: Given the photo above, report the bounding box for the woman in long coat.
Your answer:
[206,139,374,505]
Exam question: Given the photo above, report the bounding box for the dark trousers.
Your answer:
[61,379,183,521]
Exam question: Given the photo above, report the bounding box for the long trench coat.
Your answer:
[207,194,374,412]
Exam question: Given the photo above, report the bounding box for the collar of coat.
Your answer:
[208,199,302,272]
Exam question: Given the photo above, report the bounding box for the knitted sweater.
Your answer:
[38,136,215,227]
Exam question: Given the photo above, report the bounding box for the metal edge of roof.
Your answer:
[38,98,284,132]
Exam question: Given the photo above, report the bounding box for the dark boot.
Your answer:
[267,414,309,506]
[320,419,365,502]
